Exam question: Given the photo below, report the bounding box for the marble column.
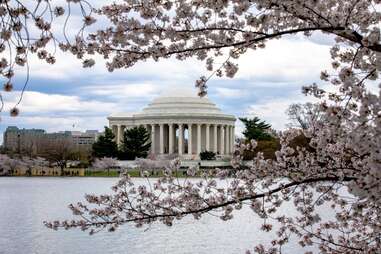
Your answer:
[117,125,122,146]
[113,125,117,143]
[213,124,218,153]
[197,124,202,155]
[224,125,228,154]
[205,124,210,151]
[121,125,126,145]
[169,124,174,154]
[229,126,234,154]
[159,123,164,154]
[151,124,156,154]
[188,124,193,156]
[178,124,184,155]
[225,125,230,154]
[220,125,225,155]
[231,126,235,153]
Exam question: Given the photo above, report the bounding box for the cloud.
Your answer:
[0,91,112,144]
[83,83,159,99]
[215,88,248,99]
[2,91,118,115]
[304,31,337,46]
[244,94,314,130]
[235,38,331,83]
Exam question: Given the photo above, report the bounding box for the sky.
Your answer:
[0,3,336,144]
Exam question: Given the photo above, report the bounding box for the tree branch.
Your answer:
[70,175,356,227]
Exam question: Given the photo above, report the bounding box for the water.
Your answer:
[0,177,315,254]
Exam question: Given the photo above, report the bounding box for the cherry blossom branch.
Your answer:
[45,175,356,230]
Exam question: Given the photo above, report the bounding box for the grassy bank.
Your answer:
[85,170,196,178]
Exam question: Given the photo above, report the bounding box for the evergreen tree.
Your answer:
[239,117,273,141]
[92,127,118,158]
[119,126,151,160]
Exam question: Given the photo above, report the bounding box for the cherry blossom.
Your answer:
[0,0,95,116]
[92,157,119,171]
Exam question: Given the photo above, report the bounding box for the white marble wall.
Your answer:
[110,121,235,158]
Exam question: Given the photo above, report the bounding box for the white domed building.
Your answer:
[108,90,236,160]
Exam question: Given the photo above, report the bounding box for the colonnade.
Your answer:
[112,123,235,157]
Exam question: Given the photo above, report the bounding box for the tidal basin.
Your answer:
[0,177,317,254]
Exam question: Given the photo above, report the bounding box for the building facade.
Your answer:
[66,130,102,150]
[108,92,236,159]
[3,127,72,155]
[3,127,101,154]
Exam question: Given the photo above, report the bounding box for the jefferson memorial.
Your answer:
[108,90,236,159]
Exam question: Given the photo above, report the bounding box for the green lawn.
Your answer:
[85,170,193,177]
[85,171,120,177]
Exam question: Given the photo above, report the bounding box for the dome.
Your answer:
[108,89,235,121]
[135,95,226,117]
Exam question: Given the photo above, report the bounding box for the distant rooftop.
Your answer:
[5,126,45,133]
[5,126,102,136]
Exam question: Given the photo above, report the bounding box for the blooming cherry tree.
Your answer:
[92,157,119,171]
[0,154,25,175]
[0,0,95,116]
[91,157,119,176]
[135,157,175,176]
[7,0,377,252]
[0,155,48,175]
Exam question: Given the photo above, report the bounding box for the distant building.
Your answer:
[3,126,102,155]
[70,130,102,151]
[4,126,47,155]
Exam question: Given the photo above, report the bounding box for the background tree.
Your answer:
[69,148,91,168]
[286,103,323,130]
[0,155,25,176]
[0,155,47,176]
[22,156,49,176]
[92,127,118,158]
[119,126,151,160]
[242,139,281,160]
[39,138,74,174]
[92,157,119,176]
[239,117,273,141]
[135,158,173,176]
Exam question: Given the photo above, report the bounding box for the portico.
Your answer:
[108,92,236,159]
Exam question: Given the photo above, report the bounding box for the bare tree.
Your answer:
[286,103,323,130]
[38,138,74,174]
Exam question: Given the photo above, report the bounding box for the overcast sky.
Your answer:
[0,5,336,144]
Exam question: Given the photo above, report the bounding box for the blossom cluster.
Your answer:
[0,155,48,175]
[0,0,95,117]
[92,157,119,171]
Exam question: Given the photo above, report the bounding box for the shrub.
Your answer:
[243,139,281,160]
[199,150,216,160]
[242,134,314,160]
